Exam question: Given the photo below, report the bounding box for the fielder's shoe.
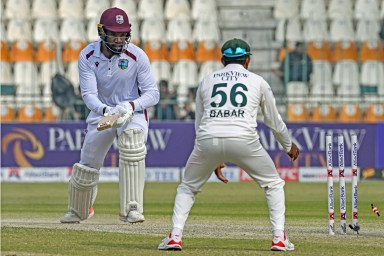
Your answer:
[271,232,295,251]
[158,233,182,251]
[60,208,94,223]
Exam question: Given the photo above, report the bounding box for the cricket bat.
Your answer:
[97,115,119,131]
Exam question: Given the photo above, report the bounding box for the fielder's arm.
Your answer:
[214,163,228,184]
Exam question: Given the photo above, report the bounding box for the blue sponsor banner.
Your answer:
[0,122,379,168]
[377,123,384,168]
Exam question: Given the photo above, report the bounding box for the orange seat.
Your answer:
[17,105,43,122]
[278,47,294,63]
[44,105,60,121]
[359,41,384,62]
[9,40,34,62]
[143,40,168,62]
[1,106,15,122]
[195,40,221,64]
[35,40,56,63]
[169,40,195,63]
[62,40,86,63]
[0,41,10,62]
[287,104,310,122]
[332,41,358,63]
[307,41,332,61]
[364,104,384,122]
[338,104,362,122]
[312,104,337,122]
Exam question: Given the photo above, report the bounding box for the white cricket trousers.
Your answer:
[172,137,286,232]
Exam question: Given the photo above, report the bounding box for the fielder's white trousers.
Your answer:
[172,137,286,232]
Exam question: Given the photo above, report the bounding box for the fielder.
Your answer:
[60,7,159,224]
[158,38,300,251]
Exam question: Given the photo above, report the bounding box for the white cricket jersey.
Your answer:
[78,40,159,124]
[195,63,292,152]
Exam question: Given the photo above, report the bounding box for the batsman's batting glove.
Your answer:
[105,103,134,128]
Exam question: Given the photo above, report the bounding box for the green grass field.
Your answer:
[1,181,384,255]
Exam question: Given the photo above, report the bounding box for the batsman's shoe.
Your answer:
[119,211,145,223]
[271,232,295,251]
[158,233,182,251]
[60,208,94,223]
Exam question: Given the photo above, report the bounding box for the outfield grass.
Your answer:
[1,181,384,255]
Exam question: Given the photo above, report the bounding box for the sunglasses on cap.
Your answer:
[222,47,251,57]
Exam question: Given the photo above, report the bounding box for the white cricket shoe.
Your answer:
[119,211,145,223]
[271,232,295,251]
[158,233,182,251]
[60,208,94,223]
[119,202,145,223]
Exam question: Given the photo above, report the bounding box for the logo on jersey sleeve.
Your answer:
[118,59,129,70]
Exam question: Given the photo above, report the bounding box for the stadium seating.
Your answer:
[32,0,57,19]
[275,17,302,43]
[195,40,221,64]
[59,0,84,19]
[60,18,87,43]
[1,0,383,122]
[4,0,30,20]
[300,0,326,20]
[169,40,195,63]
[86,17,100,42]
[44,105,61,122]
[333,60,360,100]
[328,0,353,19]
[191,0,218,21]
[303,19,329,43]
[311,103,337,122]
[0,40,13,85]
[310,60,334,99]
[287,103,310,122]
[273,0,299,19]
[140,19,166,43]
[198,61,223,82]
[7,19,32,43]
[331,41,358,62]
[138,0,164,20]
[85,0,110,20]
[150,61,172,82]
[354,0,380,20]
[329,18,355,42]
[1,105,15,122]
[364,104,384,122]
[359,40,384,62]
[17,104,43,122]
[306,41,332,61]
[192,19,220,43]
[360,61,384,94]
[166,19,192,43]
[164,0,191,20]
[143,40,169,62]
[338,104,362,122]
[356,19,381,43]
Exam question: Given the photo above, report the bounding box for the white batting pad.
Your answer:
[118,129,147,216]
[68,163,99,220]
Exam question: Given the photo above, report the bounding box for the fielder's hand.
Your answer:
[105,102,134,129]
[214,163,228,184]
[287,142,300,161]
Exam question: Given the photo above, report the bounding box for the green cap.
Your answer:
[221,38,251,60]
